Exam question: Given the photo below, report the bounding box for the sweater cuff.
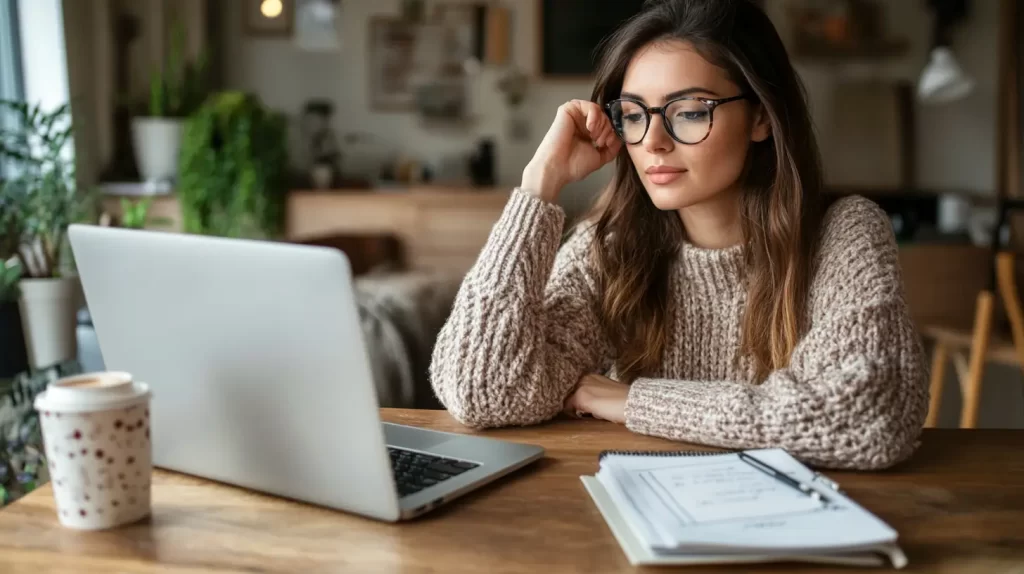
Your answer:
[475,187,566,285]
[624,378,710,436]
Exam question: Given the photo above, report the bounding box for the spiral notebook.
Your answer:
[580,448,908,568]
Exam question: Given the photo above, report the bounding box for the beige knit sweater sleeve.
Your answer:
[429,189,611,427]
[625,198,929,470]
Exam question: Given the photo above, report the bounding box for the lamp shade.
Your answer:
[917,47,975,103]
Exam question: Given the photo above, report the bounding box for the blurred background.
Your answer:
[1,0,1023,490]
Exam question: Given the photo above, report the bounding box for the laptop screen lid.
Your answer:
[68,224,402,521]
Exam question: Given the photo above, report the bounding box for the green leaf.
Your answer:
[0,260,21,301]
[149,72,165,117]
[177,93,286,238]
[166,21,185,115]
[0,99,94,278]
[119,197,153,229]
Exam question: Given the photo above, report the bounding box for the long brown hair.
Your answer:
[589,0,824,383]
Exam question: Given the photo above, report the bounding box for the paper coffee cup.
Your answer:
[34,371,153,530]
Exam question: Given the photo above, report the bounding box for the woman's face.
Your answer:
[619,40,770,211]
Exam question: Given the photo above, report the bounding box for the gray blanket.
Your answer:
[354,271,461,410]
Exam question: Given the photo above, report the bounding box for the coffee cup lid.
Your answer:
[34,372,151,413]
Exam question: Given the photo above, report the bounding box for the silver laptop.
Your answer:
[67,224,544,522]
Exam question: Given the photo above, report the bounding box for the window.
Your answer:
[16,0,69,113]
[0,0,22,101]
[0,0,72,177]
[0,0,24,177]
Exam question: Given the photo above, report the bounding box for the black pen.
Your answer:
[737,452,831,506]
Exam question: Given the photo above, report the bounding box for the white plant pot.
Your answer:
[18,277,82,369]
[131,117,184,184]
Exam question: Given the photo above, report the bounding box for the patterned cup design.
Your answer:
[39,402,152,529]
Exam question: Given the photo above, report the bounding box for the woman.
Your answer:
[430,0,928,470]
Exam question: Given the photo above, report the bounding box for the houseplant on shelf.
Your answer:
[177,91,288,239]
[0,100,96,370]
[118,196,173,230]
[131,22,209,187]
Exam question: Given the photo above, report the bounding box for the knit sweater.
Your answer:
[429,188,929,470]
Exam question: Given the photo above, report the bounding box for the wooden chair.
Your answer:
[926,0,1024,428]
[924,200,1024,428]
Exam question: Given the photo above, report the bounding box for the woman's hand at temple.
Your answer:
[521,99,622,203]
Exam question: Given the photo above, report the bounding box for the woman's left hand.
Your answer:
[563,374,629,424]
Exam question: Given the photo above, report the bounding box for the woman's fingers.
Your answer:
[594,124,608,147]
[559,99,621,166]
[563,100,591,135]
[592,110,611,144]
[587,121,612,150]
[566,99,612,143]
[600,137,622,163]
[587,111,606,145]
[596,124,620,156]
[584,104,597,132]
[601,118,619,149]
[562,390,581,418]
[602,125,617,148]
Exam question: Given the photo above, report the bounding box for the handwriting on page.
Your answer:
[641,460,822,524]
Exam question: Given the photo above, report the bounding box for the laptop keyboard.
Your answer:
[388,447,480,498]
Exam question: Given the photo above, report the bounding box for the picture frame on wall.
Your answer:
[367,11,481,113]
[243,0,295,37]
[368,17,421,110]
[432,3,484,71]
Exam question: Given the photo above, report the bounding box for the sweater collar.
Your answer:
[678,241,746,294]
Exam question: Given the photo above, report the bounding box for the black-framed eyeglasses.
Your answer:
[605,93,750,145]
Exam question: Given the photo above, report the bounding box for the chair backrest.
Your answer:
[988,198,1024,260]
[989,199,1024,336]
[995,252,1024,348]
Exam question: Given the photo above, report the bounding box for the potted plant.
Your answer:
[131,22,209,186]
[118,197,174,230]
[0,100,95,370]
[177,91,288,238]
[1,368,58,507]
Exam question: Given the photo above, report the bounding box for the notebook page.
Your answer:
[598,449,898,552]
[642,457,823,522]
[597,462,672,547]
[596,450,817,548]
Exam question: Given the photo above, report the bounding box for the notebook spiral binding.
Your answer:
[597,450,844,493]
[598,449,720,459]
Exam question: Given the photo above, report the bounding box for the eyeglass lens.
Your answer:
[609,99,712,145]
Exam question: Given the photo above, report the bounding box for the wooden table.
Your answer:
[1,410,1022,573]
